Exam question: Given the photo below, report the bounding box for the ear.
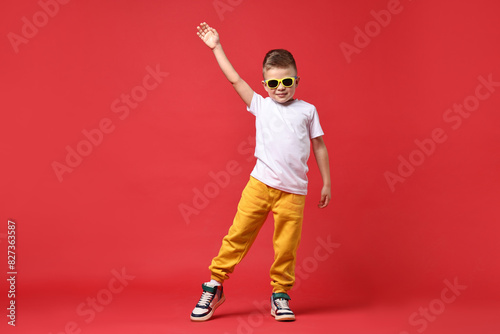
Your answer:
[295,76,300,86]
[261,80,267,88]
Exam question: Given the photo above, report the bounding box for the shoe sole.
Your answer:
[190,294,226,322]
[271,309,296,321]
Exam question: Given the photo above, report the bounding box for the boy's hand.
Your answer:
[318,185,331,208]
[197,22,220,50]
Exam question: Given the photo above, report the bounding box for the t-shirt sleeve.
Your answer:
[247,92,263,116]
[309,107,324,139]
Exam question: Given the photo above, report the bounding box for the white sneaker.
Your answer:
[190,283,225,321]
[271,293,295,321]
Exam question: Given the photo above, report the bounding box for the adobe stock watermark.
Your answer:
[213,0,244,21]
[340,0,417,64]
[51,64,169,182]
[224,235,340,334]
[179,103,296,225]
[399,277,467,334]
[178,135,254,225]
[7,0,73,54]
[385,73,499,192]
[291,234,341,291]
[48,267,135,334]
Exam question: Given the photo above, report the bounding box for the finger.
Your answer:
[197,28,207,37]
[318,195,329,208]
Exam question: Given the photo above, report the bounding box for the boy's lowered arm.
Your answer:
[312,136,331,208]
[197,22,254,107]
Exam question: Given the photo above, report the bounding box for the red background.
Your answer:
[1,0,499,333]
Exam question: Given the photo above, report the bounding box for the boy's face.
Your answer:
[262,66,300,104]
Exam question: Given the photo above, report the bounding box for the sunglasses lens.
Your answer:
[267,80,279,88]
[282,78,294,87]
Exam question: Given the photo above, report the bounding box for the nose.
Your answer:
[276,82,286,90]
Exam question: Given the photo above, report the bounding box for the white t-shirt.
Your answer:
[247,92,324,195]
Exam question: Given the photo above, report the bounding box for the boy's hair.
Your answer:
[262,49,297,76]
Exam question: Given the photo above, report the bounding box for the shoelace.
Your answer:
[275,298,291,310]
[197,291,214,308]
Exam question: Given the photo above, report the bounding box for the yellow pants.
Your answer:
[209,176,306,293]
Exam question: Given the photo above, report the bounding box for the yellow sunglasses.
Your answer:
[264,76,298,89]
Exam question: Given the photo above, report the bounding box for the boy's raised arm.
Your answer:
[197,22,254,107]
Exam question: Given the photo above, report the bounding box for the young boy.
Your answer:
[191,22,331,322]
